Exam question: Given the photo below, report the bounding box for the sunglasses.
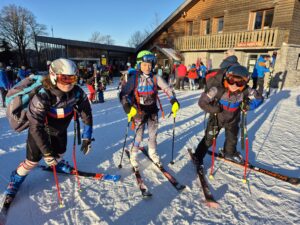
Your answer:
[226,76,246,87]
[56,74,78,85]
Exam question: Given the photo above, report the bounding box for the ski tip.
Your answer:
[205,201,220,209]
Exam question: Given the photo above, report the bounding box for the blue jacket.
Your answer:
[0,68,9,89]
[252,56,270,78]
[17,69,28,80]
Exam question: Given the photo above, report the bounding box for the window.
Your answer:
[200,19,211,35]
[186,21,193,36]
[297,54,300,70]
[217,17,224,33]
[250,9,274,30]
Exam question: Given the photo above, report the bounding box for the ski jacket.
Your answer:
[0,68,9,89]
[252,56,270,78]
[27,85,93,156]
[17,69,28,80]
[177,64,187,77]
[199,71,262,126]
[187,67,198,79]
[219,55,239,70]
[119,72,176,115]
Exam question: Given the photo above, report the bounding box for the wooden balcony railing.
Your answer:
[174,28,286,51]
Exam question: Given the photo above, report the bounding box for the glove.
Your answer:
[127,106,137,122]
[241,100,250,112]
[207,87,218,100]
[170,98,180,118]
[81,139,92,155]
[44,154,58,167]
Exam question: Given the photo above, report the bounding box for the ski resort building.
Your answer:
[137,0,300,87]
[36,36,135,70]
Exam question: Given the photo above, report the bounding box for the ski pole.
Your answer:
[170,116,176,165]
[243,111,249,183]
[209,113,217,180]
[52,165,64,208]
[118,121,130,169]
[240,102,245,150]
[72,111,81,191]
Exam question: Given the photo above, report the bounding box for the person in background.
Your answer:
[175,62,187,90]
[198,62,207,89]
[4,58,93,202]
[6,66,15,89]
[187,63,197,90]
[0,62,9,107]
[251,54,271,97]
[17,66,29,81]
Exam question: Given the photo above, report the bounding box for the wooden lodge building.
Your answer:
[137,0,300,87]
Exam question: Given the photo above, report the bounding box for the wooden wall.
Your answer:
[151,0,297,48]
[289,0,300,45]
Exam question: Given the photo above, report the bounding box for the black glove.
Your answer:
[123,103,132,114]
[241,100,250,112]
[170,98,180,108]
[81,138,94,155]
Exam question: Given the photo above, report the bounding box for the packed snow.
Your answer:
[0,80,299,225]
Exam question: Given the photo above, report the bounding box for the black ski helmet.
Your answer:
[226,65,249,81]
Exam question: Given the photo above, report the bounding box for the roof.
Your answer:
[136,0,200,52]
[36,36,135,53]
[151,44,182,61]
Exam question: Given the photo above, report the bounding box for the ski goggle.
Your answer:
[56,74,78,85]
[226,76,246,87]
[138,54,157,64]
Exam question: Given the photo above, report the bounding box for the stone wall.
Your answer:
[273,43,300,88]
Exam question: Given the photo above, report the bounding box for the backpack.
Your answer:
[5,74,44,132]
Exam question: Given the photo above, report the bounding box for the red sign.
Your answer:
[236,41,264,47]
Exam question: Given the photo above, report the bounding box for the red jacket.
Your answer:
[177,64,187,77]
[187,68,197,79]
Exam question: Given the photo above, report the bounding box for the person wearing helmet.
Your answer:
[192,64,263,170]
[119,50,180,169]
[4,58,93,199]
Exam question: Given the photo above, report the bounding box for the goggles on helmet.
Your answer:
[139,54,157,64]
[56,74,78,85]
[226,76,246,87]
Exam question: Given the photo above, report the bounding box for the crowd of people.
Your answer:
[1,48,276,208]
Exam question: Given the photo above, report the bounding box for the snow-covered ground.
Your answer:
[0,81,299,225]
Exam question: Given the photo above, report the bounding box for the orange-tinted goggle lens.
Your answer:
[226,76,246,87]
[57,74,77,84]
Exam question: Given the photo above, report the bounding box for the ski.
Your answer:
[139,148,185,191]
[207,150,299,185]
[0,195,15,225]
[39,165,121,182]
[125,149,152,198]
[187,148,219,208]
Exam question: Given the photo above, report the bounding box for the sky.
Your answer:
[0,0,185,47]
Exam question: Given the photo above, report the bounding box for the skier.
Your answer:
[119,50,180,169]
[193,65,263,169]
[4,58,93,201]
[251,54,271,97]
[0,62,9,107]
[187,63,197,90]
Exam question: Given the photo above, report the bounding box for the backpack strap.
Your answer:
[153,76,165,119]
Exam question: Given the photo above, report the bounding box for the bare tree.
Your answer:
[127,12,161,47]
[0,4,33,65]
[28,14,47,69]
[89,32,115,45]
[127,31,148,48]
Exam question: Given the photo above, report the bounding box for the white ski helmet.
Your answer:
[49,58,78,85]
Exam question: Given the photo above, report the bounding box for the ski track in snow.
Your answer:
[0,81,299,225]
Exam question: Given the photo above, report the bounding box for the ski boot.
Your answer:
[148,148,163,168]
[56,160,72,174]
[5,170,27,197]
[220,149,244,164]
